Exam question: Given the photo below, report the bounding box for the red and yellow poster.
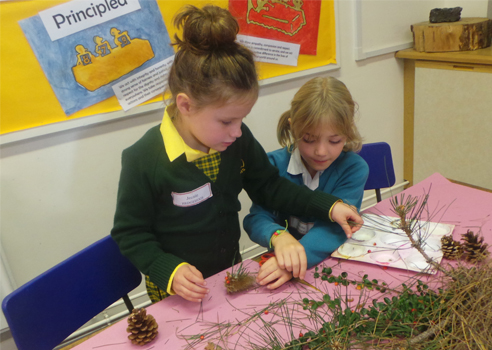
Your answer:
[1,0,335,135]
[229,0,322,55]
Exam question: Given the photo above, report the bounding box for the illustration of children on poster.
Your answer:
[19,0,174,115]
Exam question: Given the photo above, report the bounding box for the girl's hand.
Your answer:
[331,202,364,238]
[257,256,293,289]
[271,231,307,280]
[172,264,209,302]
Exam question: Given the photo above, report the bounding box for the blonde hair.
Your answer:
[166,5,259,118]
[277,76,362,152]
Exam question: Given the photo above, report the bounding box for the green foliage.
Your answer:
[294,269,446,349]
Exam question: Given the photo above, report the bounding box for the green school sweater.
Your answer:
[111,123,340,291]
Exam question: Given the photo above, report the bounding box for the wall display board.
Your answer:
[0,0,338,140]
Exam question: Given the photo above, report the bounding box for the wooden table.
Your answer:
[71,173,492,349]
[395,47,492,190]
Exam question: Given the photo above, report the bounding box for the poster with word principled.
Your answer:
[19,0,174,116]
[1,0,335,135]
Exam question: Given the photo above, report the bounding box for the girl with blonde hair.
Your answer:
[245,76,369,289]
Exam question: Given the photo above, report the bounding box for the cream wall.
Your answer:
[4,0,488,347]
[413,65,492,188]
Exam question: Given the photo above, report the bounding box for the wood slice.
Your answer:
[412,17,492,52]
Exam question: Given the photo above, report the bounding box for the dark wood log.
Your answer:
[412,18,492,52]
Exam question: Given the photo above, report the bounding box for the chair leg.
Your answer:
[375,189,382,203]
[122,294,135,313]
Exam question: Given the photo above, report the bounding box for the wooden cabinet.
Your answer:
[396,47,492,190]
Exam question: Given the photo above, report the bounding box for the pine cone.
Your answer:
[126,308,158,345]
[441,234,463,260]
[461,230,490,263]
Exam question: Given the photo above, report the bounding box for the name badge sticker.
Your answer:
[171,183,213,207]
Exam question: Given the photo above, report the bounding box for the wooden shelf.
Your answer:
[395,46,492,65]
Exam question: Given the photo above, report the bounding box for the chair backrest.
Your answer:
[2,235,142,350]
[358,142,396,202]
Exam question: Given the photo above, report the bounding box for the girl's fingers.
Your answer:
[340,222,354,238]
[184,280,209,294]
[257,258,293,288]
[257,265,279,285]
[258,270,279,285]
[257,258,278,281]
[299,253,307,280]
[276,253,285,270]
[332,202,364,237]
[186,266,206,285]
[179,289,206,302]
[173,265,209,302]
[290,252,299,277]
[175,279,208,302]
[257,258,282,284]
[283,254,293,272]
[267,273,292,290]
[178,287,204,301]
[287,249,307,279]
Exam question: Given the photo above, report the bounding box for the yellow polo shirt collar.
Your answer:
[160,109,218,162]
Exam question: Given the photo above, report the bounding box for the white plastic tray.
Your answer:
[331,214,454,274]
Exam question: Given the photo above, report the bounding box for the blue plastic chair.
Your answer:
[2,235,142,350]
[358,142,396,202]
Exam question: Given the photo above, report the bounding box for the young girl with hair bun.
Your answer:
[244,76,369,290]
[111,6,363,303]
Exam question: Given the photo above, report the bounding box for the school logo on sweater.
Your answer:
[171,183,212,207]
[289,216,314,235]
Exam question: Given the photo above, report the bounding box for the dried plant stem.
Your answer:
[402,221,447,275]
[394,203,453,278]
[408,317,449,345]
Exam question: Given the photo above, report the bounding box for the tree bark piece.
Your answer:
[429,7,462,23]
[412,17,492,52]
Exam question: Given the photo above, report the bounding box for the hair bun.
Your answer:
[174,5,239,54]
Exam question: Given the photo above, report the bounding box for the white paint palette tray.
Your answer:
[331,214,454,274]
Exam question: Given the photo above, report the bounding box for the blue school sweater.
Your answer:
[244,147,369,268]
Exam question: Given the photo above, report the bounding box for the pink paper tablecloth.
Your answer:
[74,173,492,350]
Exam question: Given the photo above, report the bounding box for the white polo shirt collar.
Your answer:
[287,147,323,190]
